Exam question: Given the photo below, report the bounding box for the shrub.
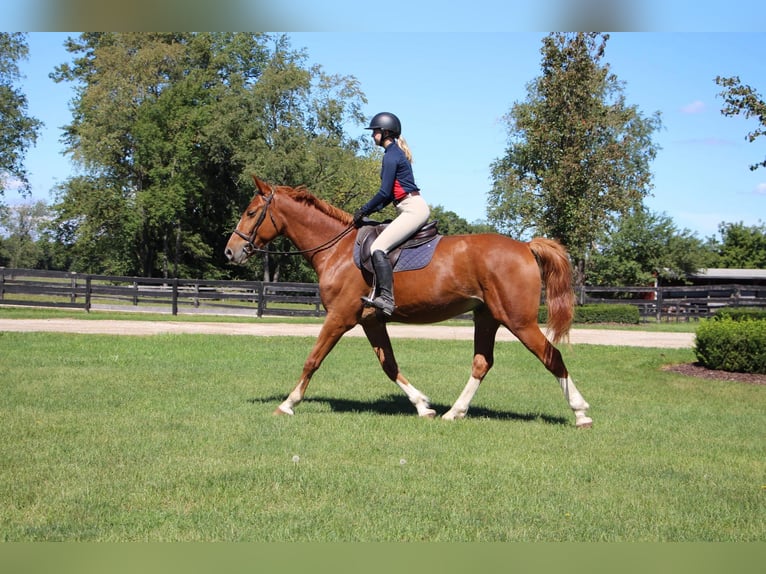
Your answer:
[538,303,640,324]
[576,304,640,324]
[713,307,766,322]
[694,318,766,374]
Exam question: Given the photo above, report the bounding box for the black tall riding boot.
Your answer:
[362,250,395,316]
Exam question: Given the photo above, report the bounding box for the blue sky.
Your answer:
[11,31,766,239]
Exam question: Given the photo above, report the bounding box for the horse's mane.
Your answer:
[278,185,354,226]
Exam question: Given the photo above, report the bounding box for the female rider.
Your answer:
[353,112,430,316]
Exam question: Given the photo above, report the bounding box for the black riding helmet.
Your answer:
[365,112,401,139]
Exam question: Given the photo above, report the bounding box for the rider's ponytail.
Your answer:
[397,135,413,162]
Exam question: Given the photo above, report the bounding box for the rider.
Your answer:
[353,112,430,316]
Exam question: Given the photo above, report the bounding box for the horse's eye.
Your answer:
[247,209,257,216]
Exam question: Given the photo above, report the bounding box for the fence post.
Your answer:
[257,282,265,317]
[85,276,92,312]
[0,267,4,302]
[656,285,663,322]
[172,278,179,315]
[70,272,77,304]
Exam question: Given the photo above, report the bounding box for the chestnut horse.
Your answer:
[225,176,592,428]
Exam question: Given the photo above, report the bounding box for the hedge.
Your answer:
[538,303,640,325]
[713,306,766,322]
[694,317,766,374]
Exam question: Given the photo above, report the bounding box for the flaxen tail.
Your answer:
[528,237,575,344]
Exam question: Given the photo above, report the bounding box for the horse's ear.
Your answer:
[252,175,269,196]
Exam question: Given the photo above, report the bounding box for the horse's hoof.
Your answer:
[576,417,593,429]
[420,409,437,419]
[442,408,468,420]
[273,406,294,416]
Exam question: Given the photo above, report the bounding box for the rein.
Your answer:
[233,191,356,257]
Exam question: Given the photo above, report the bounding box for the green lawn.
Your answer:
[1,330,763,541]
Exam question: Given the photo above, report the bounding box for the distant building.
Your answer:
[688,268,766,287]
[649,268,766,307]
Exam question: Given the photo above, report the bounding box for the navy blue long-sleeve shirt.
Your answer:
[360,141,420,215]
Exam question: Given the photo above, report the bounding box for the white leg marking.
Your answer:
[396,379,436,418]
[276,382,306,415]
[557,376,592,428]
[443,376,482,420]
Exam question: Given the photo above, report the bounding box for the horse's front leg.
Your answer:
[275,314,354,415]
[361,319,436,418]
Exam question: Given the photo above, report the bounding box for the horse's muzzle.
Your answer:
[224,237,250,265]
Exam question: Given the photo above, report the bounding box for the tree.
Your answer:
[50,33,266,277]
[0,200,50,267]
[715,221,766,268]
[488,33,662,286]
[50,33,371,280]
[428,205,496,235]
[715,76,766,171]
[0,33,43,201]
[229,35,377,283]
[587,208,719,286]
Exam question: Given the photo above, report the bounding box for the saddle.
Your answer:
[353,219,442,274]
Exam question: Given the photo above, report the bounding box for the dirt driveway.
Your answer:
[0,318,695,348]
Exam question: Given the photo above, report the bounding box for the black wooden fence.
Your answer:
[0,268,322,318]
[578,284,766,321]
[2,267,765,321]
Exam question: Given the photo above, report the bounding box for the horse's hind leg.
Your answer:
[514,324,592,428]
[361,320,436,418]
[443,308,499,420]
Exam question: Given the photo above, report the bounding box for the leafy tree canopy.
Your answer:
[488,33,662,286]
[49,33,375,279]
[714,221,766,268]
[0,32,43,201]
[427,205,496,236]
[587,208,719,286]
[715,75,766,171]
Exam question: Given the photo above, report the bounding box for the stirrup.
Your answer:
[361,295,395,316]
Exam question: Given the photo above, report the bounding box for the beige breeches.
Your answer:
[370,194,431,254]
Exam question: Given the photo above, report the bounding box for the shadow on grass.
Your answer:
[248,394,567,425]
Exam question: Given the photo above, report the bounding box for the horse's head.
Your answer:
[225,176,281,264]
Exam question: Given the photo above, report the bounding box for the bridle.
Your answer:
[232,191,277,256]
[232,191,355,257]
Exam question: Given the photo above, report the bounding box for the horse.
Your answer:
[225,176,592,428]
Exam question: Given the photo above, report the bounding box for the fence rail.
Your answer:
[578,283,766,321]
[2,267,765,320]
[0,268,322,318]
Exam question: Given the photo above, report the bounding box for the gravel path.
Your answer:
[0,318,695,348]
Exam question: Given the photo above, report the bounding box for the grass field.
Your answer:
[1,326,763,541]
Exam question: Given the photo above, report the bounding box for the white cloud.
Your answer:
[680,100,705,114]
[755,183,766,195]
